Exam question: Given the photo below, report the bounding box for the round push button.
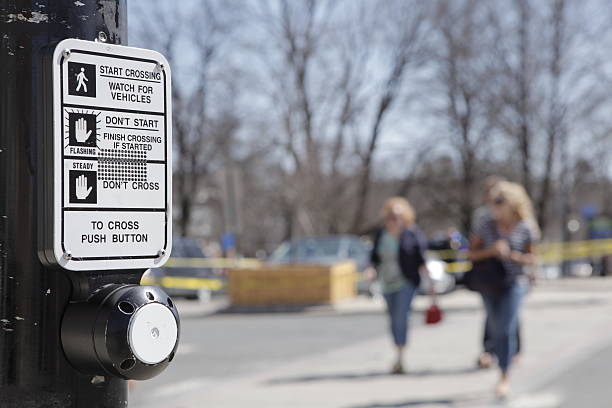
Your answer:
[128,302,178,364]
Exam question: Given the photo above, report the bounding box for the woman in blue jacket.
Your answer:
[369,197,435,374]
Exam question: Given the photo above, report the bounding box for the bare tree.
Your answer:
[515,0,535,195]
[350,1,431,232]
[537,0,566,231]
[127,0,612,250]
[133,0,237,236]
[496,0,612,234]
[241,0,434,236]
[428,0,491,234]
[237,0,334,238]
[484,0,547,198]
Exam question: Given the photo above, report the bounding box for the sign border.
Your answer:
[51,39,172,271]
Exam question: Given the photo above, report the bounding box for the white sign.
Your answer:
[44,39,172,271]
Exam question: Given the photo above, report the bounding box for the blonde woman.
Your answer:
[468,182,537,397]
[369,197,434,374]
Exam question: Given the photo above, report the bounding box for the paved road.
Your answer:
[131,304,395,405]
[533,340,612,408]
[130,282,612,408]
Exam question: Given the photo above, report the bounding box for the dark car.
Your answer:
[142,237,223,301]
[428,236,470,285]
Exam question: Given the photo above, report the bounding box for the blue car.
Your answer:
[268,235,372,293]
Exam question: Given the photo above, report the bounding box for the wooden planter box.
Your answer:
[229,261,357,307]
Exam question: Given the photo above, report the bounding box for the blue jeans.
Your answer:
[383,283,417,346]
[481,283,525,372]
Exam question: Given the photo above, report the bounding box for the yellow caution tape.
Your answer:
[427,238,612,269]
[162,276,224,290]
[163,257,262,269]
[444,261,472,274]
[428,249,468,259]
[143,276,225,291]
[142,239,612,289]
[537,239,612,263]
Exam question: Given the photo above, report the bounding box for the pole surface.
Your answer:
[0,1,129,406]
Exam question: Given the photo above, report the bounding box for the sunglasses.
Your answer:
[492,197,506,206]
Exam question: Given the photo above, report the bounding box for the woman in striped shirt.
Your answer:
[468,181,537,397]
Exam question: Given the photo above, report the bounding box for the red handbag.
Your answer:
[425,304,443,324]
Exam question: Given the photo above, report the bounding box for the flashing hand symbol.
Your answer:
[75,175,92,200]
[75,118,92,143]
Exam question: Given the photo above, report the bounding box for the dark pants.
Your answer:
[481,283,525,373]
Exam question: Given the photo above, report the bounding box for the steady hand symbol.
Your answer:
[75,118,92,143]
[76,175,92,200]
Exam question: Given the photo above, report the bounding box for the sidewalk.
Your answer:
[153,278,612,408]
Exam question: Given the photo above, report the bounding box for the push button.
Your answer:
[61,284,180,380]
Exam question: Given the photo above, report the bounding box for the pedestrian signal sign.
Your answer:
[39,39,172,271]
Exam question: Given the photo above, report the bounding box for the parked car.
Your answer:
[142,237,223,301]
[269,235,370,267]
[268,235,372,293]
[268,235,455,296]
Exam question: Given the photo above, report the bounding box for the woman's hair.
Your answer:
[381,197,416,226]
[484,175,506,193]
[491,181,541,237]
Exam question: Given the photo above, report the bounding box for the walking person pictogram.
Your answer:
[75,67,88,93]
[68,62,96,97]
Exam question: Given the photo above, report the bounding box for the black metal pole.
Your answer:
[0,1,129,407]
